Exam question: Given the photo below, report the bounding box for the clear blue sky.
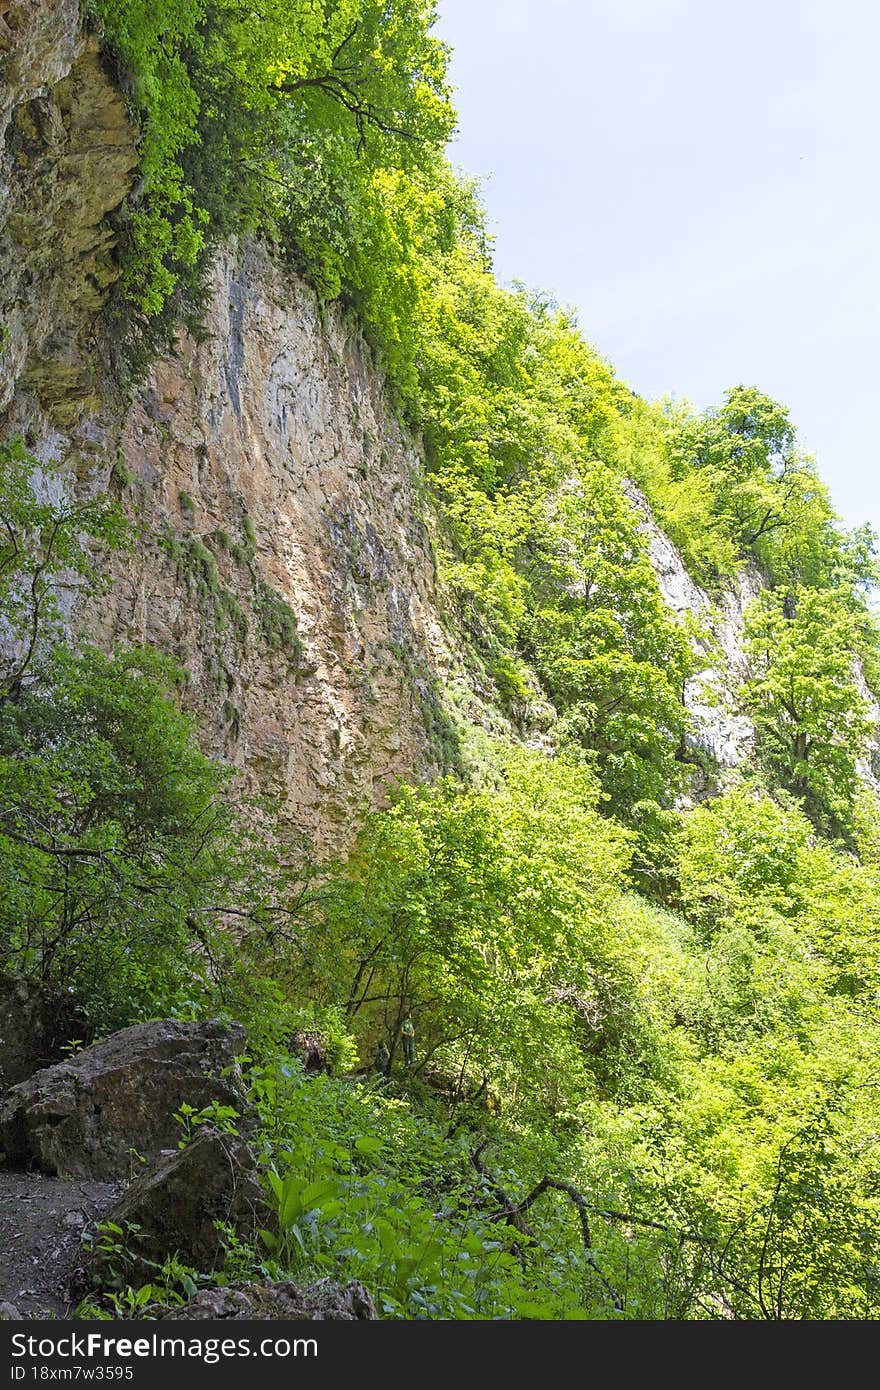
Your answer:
[435,0,880,534]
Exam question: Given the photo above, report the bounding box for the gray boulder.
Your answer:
[162,1279,377,1320]
[0,974,90,1092]
[92,1130,268,1274]
[0,1019,250,1178]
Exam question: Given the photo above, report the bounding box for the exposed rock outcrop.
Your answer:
[94,1130,268,1273]
[855,658,880,794]
[0,973,90,1091]
[6,0,873,856]
[163,1279,378,1321]
[0,1,465,857]
[0,1019,250,1179]
[75,243,457,852]
[0,0,138,420]
[623,481,757,779]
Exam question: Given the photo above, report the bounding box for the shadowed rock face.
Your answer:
[162,1279,378,1321]
[0,973,91,1091]
[96,1129,269,1273]
[0,1019,250,1179]
[0,0,138,420]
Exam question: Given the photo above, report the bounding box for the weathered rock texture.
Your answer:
[78,244,455,849]
[0,973,91,1091]
[623,482,758,783]
[1,0,459,854]
[97,1130,268,1273]
[6,0,872,850]
[0,0,138,420]
[163,1279,377,1321]
[0,1019,250,1179]
[854,659,880,794]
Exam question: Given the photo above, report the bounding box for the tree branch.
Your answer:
[469,1147,623,1312]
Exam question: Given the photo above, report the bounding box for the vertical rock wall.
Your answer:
[0,1,454,852]
[0,0,137,419]
[81,244,454,848]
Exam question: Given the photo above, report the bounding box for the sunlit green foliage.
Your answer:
[639,386,876,591]
[297,753,644,1114]
[3,633,878,1316]
[0,645,236,1030]
[525,467,697,815]
[85,0,208,318]
[742,587,874,831]
[85,0,456,358]
[246,1060,601,1319]
[85,1,880,832]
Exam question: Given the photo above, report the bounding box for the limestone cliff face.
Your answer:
[0,0,454,851]
[0,0,137,420]
[0,0,763,845]
[622,482,758,784]
[84,244,453,847]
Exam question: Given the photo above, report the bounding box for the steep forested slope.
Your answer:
[1,0,879,1319]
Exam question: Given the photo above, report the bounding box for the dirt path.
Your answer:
[0,1170,121,1317]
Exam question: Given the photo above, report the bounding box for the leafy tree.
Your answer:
[0,645,243,1030]
[661,1083,880,1319]
[525,467,697,817]
[675,783,880,1011]
[741,587,874,831]
[303,753,643,1112]
[215,0,454,155]
[12,3,880,1325]
[657,387,828,583]
[677,786,815,930]
[85,0,208,321]
[87,0,455,340]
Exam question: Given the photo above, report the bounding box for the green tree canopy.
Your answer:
[741,587,874,832]
[0,645,238,1029]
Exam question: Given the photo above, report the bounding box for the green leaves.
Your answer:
[85,0,208,320]
[174,1101,241,1146]
[267,1172,342,1229]
[654,386,862,591]
[525,466,697,818]
[0,643,244,1030]
[306,751,649,1116]
[88,0,456,349]
[354,1135,384,1157]
[247,1063,587,1318]
[741,587,874,832]
[20,1,880,1329]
